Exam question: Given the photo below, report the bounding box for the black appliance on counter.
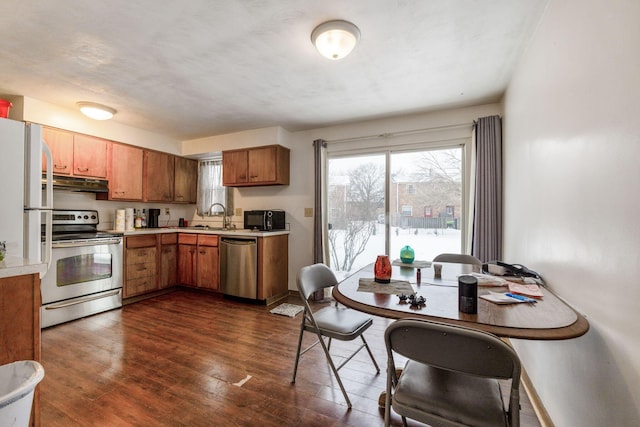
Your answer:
[243,210,285,231]
[147,208,160,228]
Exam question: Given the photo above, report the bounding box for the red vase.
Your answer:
[374,255,392,283]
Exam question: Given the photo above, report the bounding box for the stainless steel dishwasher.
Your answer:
[220,237,258,299]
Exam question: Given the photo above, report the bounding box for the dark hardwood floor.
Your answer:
[40,290,542,426]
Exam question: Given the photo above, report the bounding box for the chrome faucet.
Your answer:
[208,203,229,229]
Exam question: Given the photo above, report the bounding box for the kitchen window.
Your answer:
[197,157,233,216]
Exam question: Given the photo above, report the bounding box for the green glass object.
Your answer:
[400,245,415,264]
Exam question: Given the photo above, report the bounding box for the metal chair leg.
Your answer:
[291,319,306,383]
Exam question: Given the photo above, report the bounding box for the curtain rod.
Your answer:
[324,122,473,144]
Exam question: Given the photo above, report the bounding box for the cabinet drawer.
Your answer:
[126,276,158,295]
[198,235,218,247]
[161,233,178,244]
[178,234,198,245]
[126,247,157,264]
[126,234,157,249]
[127,261,157,280]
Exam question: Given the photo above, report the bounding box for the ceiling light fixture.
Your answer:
[77,102,117,120]
[311,20,360,60]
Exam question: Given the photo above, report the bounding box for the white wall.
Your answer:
[503,0,640,425]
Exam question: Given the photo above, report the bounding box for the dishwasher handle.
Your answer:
[221,238,257,245]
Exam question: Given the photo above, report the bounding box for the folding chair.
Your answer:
[291,263,380,408]
[384,318,521,427]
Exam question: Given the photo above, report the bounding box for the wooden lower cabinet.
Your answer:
[178,234,219,290]
[124,235,158,297]
[196,235,219,290]
[0,273,41,426]
[257,234,288,302]
[160,234,178,288]
[123,232,286,302]
[178,234,198,287]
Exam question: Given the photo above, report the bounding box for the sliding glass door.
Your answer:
[389,148,463,263]
[326,154,386,273]
[327,146,464,275]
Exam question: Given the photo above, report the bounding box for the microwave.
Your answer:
[244,210,286,231]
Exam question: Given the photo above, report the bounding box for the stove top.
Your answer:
[52,231,123,242]
[48,209,121,242]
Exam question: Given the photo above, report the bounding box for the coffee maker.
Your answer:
[147,208,160,228]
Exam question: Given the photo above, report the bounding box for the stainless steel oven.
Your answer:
[41,210,123,328]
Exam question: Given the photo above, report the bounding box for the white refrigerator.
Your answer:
[0,117,53,274]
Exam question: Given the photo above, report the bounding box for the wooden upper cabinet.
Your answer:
[222,150,248,184]
[144,150,174,202]
[73,134,107,178]
[42,127,73,175]
[222,144,289,187]
[42,127,107,179]
[109,143,143,201]
[174,156,198,204]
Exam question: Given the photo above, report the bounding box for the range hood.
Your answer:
[44,175,109,193]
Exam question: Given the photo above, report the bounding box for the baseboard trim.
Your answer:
[502,338,555,427]
[520,366,555,427]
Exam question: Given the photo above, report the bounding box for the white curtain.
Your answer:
[197,159,229,216]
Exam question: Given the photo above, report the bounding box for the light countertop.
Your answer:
[113,228,289,238]
[0,256,47,279]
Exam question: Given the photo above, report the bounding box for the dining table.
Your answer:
[332,261,589,340]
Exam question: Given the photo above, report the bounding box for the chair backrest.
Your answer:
[433,253,482,266]
[297,263,338,300]
[385,318,521,381]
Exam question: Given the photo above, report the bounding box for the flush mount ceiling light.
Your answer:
[311,20,360,60]
[77,102,117,120]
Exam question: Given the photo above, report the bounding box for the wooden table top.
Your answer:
[332,262,589,340]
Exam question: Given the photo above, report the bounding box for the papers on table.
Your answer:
[507,281,544,298]
[358,278,414,295]
[458,273,544,298]
[459,272,509,286]
[480,291,529,304]
[392,259,432,268]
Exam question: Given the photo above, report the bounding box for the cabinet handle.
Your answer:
[54,164,67,170]
[199,250,206,255]
[77,167,89,172]
[136,266,147,271]
[115,191,125,195]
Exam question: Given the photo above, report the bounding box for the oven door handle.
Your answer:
[52,238,123,248]
[44,289,121,310]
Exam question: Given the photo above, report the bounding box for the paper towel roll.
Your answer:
[125,208,134,231]
[115,209,126,232]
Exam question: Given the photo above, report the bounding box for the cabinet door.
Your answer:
[248,146,278,183]
[110,143,143,200]
[43,127,73,175]
[160,244,178,288]
[144,151,175,202]
[73,134,108,178]
[174,157,197,203]
[222,150,248,185]
[178,243,197,286]
[257,234,288,300]
[0,273,41,426]
[197,245,219,290]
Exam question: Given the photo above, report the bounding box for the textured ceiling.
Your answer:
[0,0,548,140]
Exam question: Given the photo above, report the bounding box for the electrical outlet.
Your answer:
[165,208,170,215]
[235,208,242,216]
[304,208,313,217]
